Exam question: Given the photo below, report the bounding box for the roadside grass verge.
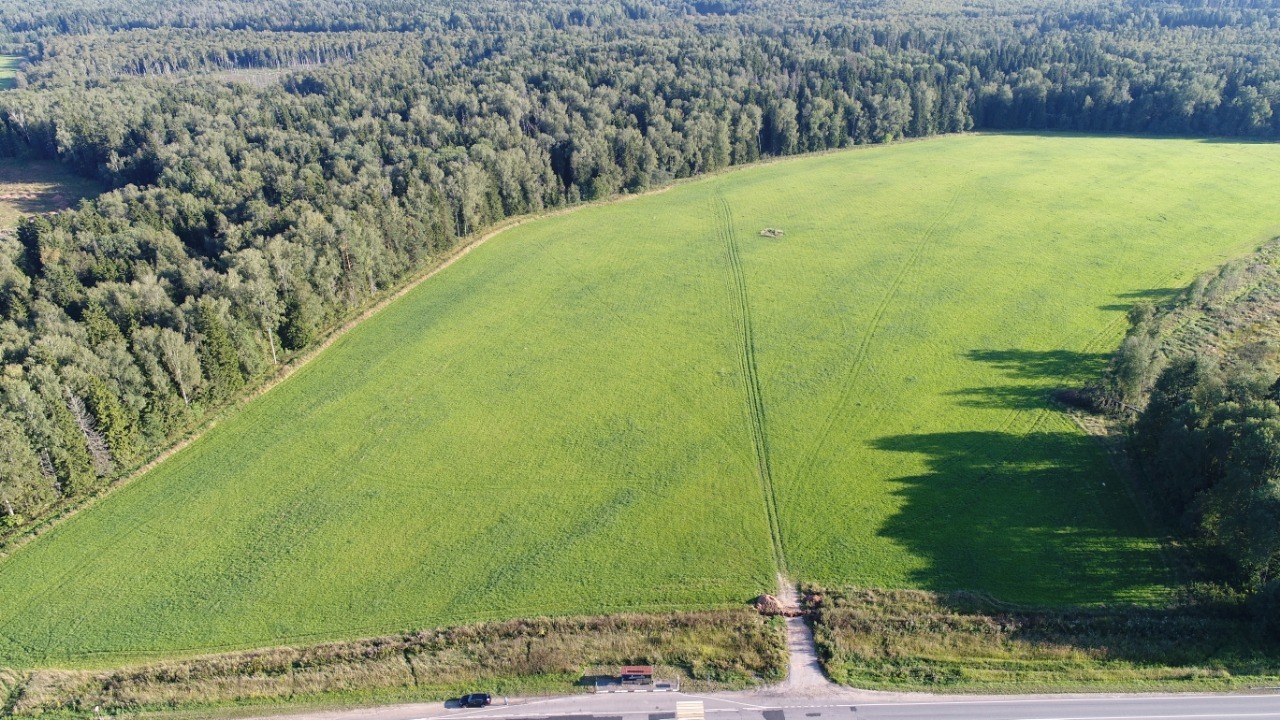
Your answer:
[808,586,1280,692]
[2,611,784,719]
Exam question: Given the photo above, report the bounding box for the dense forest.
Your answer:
[1,0,1279,539]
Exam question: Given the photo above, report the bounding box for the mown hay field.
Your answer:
[0,158,101,228]
[2,134,1280,668]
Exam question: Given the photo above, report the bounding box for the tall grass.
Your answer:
[5,611,784,718]
[808,585,1280,692]
[0,158,102,228]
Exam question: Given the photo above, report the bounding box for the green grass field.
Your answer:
[3,134,1280,669]
[0,55,19,90]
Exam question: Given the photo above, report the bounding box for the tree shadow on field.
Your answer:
[4,193,70,216]
[871,430,1168,605]
[964,348,1110,378]
[871,346,1168,605]
[947,349,1109,410]
[1098,287,1183,312]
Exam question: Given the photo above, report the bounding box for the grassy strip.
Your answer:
[2,610,784,719]
[807,585,1280,692]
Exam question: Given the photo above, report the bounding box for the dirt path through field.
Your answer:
[714,191,827,693]
[714,191,786,574]
[774,580,836,694]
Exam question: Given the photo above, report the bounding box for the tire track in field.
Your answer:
[987,267,1191,446]
[790,177,968,488]
[961,267,1187,460]
[714,192,786,575]
[941,302,1135,481]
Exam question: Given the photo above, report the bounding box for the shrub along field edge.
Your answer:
[0,610,786,719]
[807,585,1280,693]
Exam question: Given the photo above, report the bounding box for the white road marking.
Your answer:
[673,693,771,710]
[413,711,1280,720]
[854,695,1280,708]
[401,691,1280,720]
[676,701,705,720]
[993,714,1280,720]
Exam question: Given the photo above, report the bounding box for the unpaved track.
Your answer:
[780,615,830,695]
[715,192,786,573]
[772,579,836,695]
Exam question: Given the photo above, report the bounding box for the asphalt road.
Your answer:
[258,688,1280,720]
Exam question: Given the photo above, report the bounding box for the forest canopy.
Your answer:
[1,0,1279,537]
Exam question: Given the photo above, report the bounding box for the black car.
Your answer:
[459,693,492,708]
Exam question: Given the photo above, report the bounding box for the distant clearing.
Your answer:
[0,55,19,90]
[3,134,1280,668]
[0,159,101,228]
[188,68,291,86]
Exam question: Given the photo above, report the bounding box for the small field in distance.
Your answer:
[0,158,101,228]
[2,134,1280,669]
[0,55,19,90]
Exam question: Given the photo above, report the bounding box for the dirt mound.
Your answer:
[758,227,785,238]
[753,594,800,616]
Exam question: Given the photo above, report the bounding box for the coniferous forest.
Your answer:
[1,0,1279,538]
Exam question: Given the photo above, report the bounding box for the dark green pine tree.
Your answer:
[83,377,139,465]
[195,302,244,404]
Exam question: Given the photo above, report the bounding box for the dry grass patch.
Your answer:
[1143,238,1280,372]
[1,668,25,715]
[0,159,101,229]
